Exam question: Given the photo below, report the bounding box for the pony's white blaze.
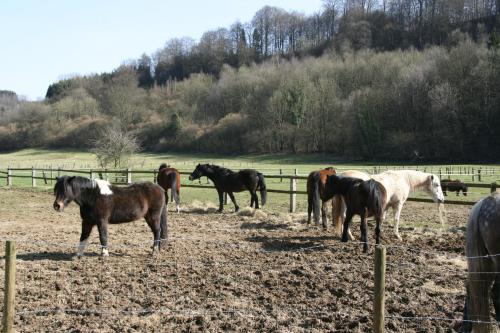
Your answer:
[77,239,88,256]
[101,248,109,256]
[93,179,113,195]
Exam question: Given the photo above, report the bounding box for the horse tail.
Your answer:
[168,172,180,206]
[309,172,321,225]
[361,179,385,217]
[466,199,491,333]
[257,172,267,206]
[159,202,168,248]
[159,163,167,172]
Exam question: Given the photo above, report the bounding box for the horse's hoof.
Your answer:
[341,237,348,243]
[235,208,240,213]
[396,234,402,241]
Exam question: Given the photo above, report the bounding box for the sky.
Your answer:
[0,0,324,100]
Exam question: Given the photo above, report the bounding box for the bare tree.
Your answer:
[92,125,139,168]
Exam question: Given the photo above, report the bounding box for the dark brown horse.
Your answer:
[307,167,336,229]
[326,175,387,253]
[157,163,181,212]
[461,193,500,333]
[53,176,167,257]
[189,164,267,212]
[441,179,468,196]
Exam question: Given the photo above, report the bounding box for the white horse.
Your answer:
[332,170,445,240]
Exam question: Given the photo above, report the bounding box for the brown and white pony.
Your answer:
[53,176,167,257]
[157,163,181,213]
[333,170,445,240]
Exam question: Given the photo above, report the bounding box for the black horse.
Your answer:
[441,179,468,196]
[325,175,387,253]
[189,164,267,212]
[53,176,167,257]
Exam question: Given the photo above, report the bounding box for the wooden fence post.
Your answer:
[7,167,12,187]
[280,169,283,183]
[374,245,386,333]
[153,170,157,183]
[3,240,16,333]
[491,183,497,194]
[289,172,297,213]
[31,167,36,187]
[127,168,132,184]
[478,169,481,182]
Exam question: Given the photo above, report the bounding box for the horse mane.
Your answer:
[209,164,235,175]
[389,170,434,192]
[159,163,168,171]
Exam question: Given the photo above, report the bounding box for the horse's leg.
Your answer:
[461,285,472,333]
[321,200,328,229]
[228,192,239,212]
[341,211,354,243]
[145,213,162,256]
[360,215,368,253]
[77,221,93,257]
[217,189,224,213]
[492,277,500,324]
[307,194,312,226]
[253,191,259,209]
[97,221,109,257]
[175,189,181,213]
[393,202,403,241]
[375,215,381,246]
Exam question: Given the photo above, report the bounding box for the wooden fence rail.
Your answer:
[3,167,498,212]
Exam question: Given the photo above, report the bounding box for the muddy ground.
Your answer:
[0,188,473,332]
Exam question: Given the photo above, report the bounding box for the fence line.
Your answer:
[2,167,497,212]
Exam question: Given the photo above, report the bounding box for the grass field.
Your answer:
[1,149,498,214]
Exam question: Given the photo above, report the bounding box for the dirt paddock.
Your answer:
[0,188,473,332]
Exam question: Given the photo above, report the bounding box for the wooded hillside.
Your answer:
[1,1,499,161]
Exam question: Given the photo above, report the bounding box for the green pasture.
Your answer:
[0,149,498,213]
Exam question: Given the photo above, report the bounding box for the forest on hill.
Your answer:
[1,0,499,161]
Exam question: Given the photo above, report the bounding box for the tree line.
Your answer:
[1,1,499,163]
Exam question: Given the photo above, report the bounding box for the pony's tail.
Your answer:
[167,172,180,206]
[361,179,385,217]
[159,163,167,171]
[257,173,267,206]
[309,172,321,225]
[159,202,168,249]
[465,200,491,333]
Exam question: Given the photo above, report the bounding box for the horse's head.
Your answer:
[427,174,445,203]
[189,164,208,181]
[53,176,77,212]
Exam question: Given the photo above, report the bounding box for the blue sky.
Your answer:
[0,0,324,100]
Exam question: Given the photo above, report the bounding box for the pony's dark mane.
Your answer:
[328,175,364,194]
[208,164,235,175]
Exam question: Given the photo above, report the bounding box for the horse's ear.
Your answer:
[430,175,434,181]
